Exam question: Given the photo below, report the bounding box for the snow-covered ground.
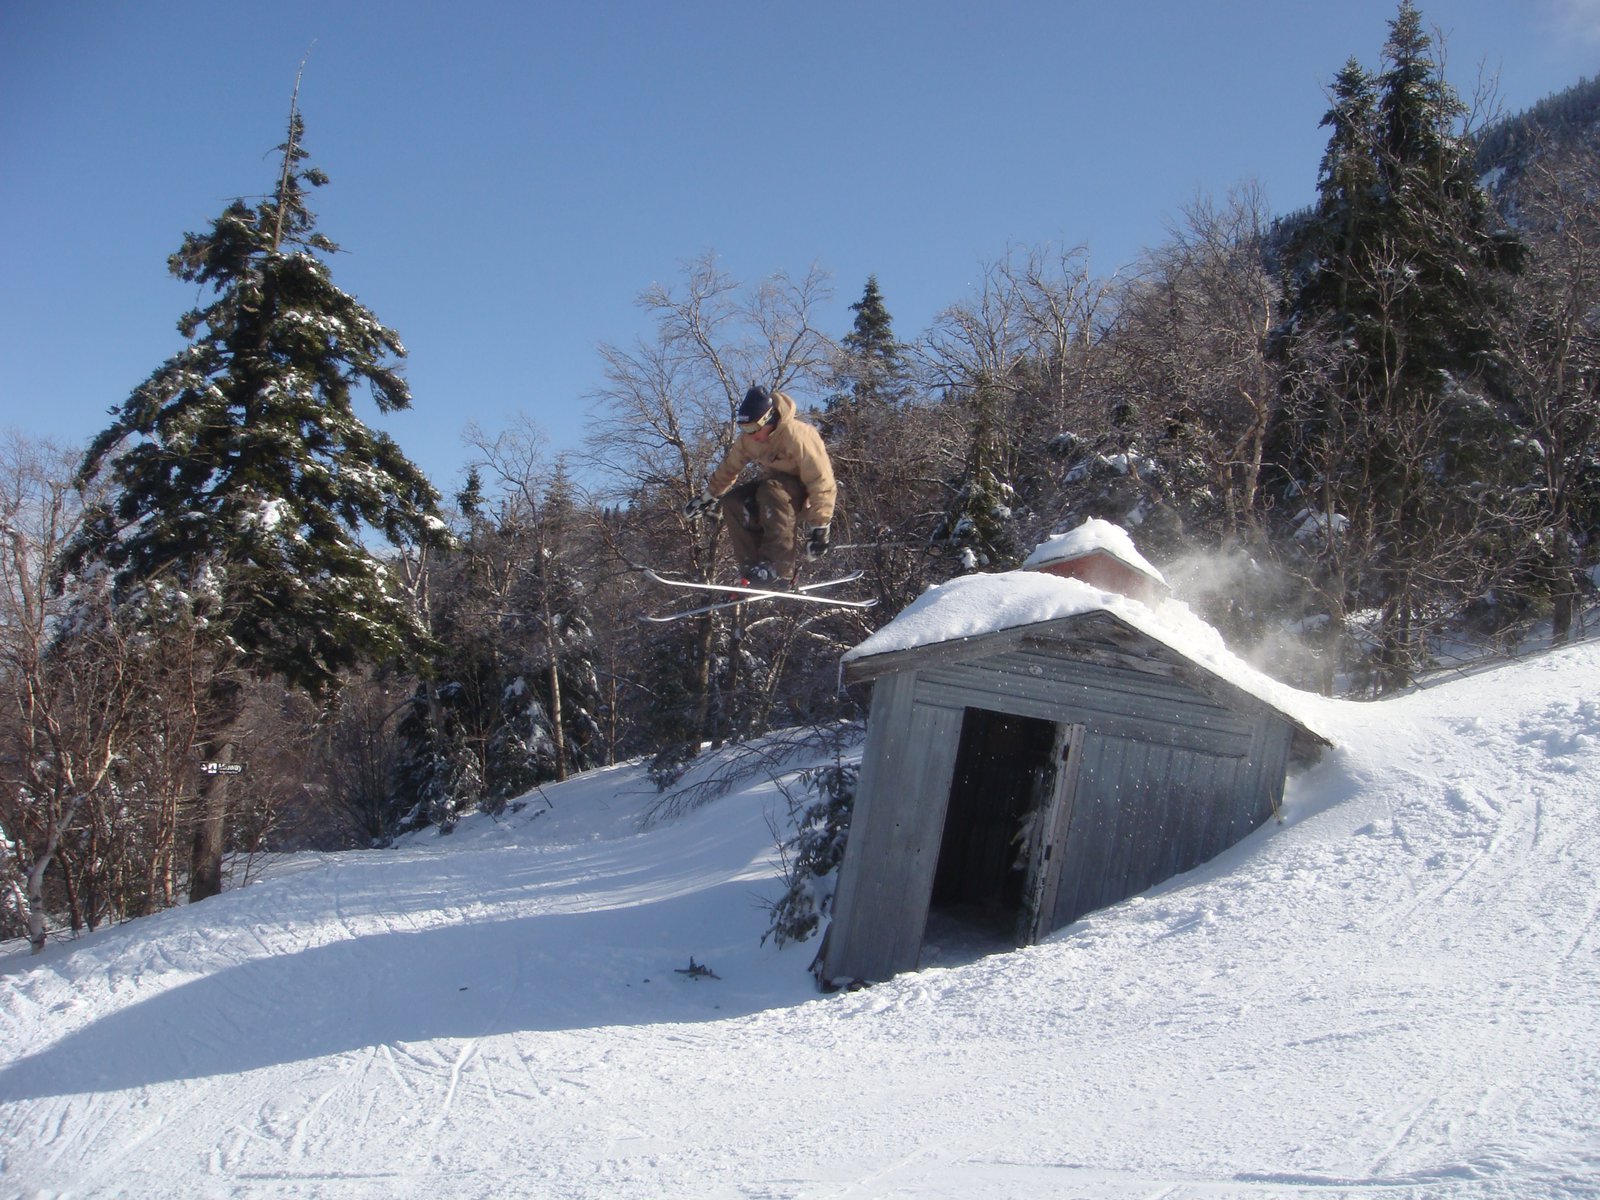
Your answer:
[2,642,1599,1199]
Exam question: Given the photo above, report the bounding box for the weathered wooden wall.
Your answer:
[821,643,1294,985]
[824,673,965,986]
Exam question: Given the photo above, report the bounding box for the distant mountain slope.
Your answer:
[1477,74,1600,202]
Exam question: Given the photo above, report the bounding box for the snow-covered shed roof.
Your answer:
[840,570,1331,759]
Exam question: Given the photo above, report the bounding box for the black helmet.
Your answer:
[736,385,778,434]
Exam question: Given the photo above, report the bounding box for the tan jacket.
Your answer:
[708,391,837,527]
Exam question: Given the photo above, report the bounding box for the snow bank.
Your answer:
[5,645,1600,1197]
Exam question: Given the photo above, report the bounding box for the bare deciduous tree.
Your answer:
[583,254,840,756]
[1495,140,1600,641]
[0,437,135,948]
[1123,184,1283,539]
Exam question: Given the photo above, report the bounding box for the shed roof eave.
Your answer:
[1024,616,1331,756]
[840,609,1332,759]
[840,619,1055,686]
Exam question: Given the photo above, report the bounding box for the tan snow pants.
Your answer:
[720,472,807,578]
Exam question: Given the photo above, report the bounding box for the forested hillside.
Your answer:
[3,3,1597,946]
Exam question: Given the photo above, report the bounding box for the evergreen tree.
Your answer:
[502,461,604,787]
[764,755,857,948]
[456,466,485,521]
[392,680,486,834]
[392,453,605,830]
[1276,2,1523,688]
[1371,2,1512,389]
[933,378,1023,571]
[833,275,912,411]
[1494,140,1600,641]
[1293,59,1382,344]
[65,92,447,895]
[823,276,915,550]
[816,275,946,607]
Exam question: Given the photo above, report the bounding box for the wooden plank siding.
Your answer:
[916,651,1256,757]
[1048,735,1260,930]
[823,676,964,985]
[822,613,1311,986]
[842,608,1329,764]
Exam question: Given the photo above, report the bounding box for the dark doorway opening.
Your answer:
[922,708,1057,964]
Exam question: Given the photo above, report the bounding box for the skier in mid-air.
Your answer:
[684,385,837,589]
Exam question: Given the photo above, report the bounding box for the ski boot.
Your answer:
[737,562,789,591]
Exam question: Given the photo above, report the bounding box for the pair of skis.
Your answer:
[639,567,877,623]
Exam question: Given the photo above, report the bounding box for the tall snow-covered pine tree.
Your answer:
[1276,2,1523,688]
[67,89,447,896]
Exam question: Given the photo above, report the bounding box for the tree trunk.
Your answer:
[542,593,568,782]
[1550,523,1576,644]
[188,746,236,902]
[25,860,50,953]
[693,616,717,748]
[547,657,567,781]
[188,678,245,903]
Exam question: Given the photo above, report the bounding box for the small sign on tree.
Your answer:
[201,762,246,777]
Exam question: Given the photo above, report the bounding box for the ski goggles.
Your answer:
[737,408,778,435]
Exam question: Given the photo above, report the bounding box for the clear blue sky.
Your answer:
[3,1,1596,495]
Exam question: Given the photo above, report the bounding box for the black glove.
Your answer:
[683,490,719,519]
[805,525,831,561]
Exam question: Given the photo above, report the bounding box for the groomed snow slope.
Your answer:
[2,643,1598,1199]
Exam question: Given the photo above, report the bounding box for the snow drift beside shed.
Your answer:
[822,524,1330,988]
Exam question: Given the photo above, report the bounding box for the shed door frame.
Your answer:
[1019,722,1086,945]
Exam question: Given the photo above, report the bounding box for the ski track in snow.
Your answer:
[2,649,1599,1198]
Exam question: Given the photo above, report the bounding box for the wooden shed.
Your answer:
[819,523,1329,987]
